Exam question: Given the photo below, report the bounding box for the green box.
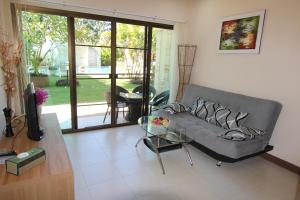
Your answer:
[5,147,46,176]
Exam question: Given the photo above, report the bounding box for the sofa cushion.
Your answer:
[218,126,265,141]
[190,98,222,122]
[218,129,251,141]
[219,129,247,141]
[160,102,189,114]
[211,107,248,129]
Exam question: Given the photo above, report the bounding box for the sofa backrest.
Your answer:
[181,84,282,139]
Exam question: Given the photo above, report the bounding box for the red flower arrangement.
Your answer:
[35,88,48,106]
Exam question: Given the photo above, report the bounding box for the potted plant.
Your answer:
[30,55,49,87]
[0,32,22,137]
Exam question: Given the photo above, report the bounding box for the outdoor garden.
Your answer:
[21,11,154,106]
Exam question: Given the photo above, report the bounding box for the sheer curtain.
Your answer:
[152,24,180,103]
[10,3,29,115]
[169,24,180,103]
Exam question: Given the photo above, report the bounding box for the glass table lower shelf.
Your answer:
[136,116,194,174]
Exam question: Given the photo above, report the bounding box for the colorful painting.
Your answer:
[217,10,265,54]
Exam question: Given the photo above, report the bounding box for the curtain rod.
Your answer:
[15,0,185,24]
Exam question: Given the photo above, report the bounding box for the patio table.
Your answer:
[119,92,143,121]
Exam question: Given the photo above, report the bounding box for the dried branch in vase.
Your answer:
[0,31,23,109]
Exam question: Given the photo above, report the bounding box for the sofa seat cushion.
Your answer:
[160,102,189,114]
[156,110,267,159]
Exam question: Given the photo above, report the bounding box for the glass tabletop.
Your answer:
[138,116,193,143]
[120,92,142,100]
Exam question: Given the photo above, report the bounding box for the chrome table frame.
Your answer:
[135,128,193,175]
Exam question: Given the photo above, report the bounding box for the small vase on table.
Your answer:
[3,107,14,137]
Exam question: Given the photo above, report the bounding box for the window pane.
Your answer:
[21,11,71,129]
[75,46,111,77]
[75,18,111,46]
[116,48,144,81]
[117,23,145,48]
[76,79,111,128]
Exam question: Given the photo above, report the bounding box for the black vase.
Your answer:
[3,107,14,137]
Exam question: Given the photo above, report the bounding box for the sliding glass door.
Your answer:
[115,23,146,125]
[18,5,173,132]
[74,18,112,129]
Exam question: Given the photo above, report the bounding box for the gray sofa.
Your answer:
[157,84,282,162]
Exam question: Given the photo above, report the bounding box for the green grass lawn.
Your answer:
[44,76,139,106]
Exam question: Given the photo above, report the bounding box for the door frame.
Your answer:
[12,3,173,133]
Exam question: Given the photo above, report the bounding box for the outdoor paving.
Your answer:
[42,103,128,129]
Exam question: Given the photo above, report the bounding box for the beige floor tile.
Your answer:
[75,187,93,200]
[73,166,88,190]
[88,179,136,200]
[81,161,123,186]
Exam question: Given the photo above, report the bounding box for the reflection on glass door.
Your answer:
[115,23,146,125]
[74,18,112,129]
[21,11,72,129]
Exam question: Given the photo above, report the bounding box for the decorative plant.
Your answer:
[0,32,23,109]
[0,30,23,137]
[35,88,48,106]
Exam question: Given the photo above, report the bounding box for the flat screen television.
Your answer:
[24,82,43,141]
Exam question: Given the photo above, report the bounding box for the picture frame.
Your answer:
[217,10,266,54]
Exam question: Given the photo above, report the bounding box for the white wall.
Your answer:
[185,0,300,166]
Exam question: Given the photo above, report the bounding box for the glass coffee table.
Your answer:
[136,116,194,174]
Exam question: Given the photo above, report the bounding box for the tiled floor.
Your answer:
[63,125,299,200]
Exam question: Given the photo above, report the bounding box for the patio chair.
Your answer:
[149,90,170,114]
[103,86,129,123]
[132,85,156,100]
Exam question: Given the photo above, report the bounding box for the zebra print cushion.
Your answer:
[240,126,265,136]
[190,97,222,122]
[218,129,248,141]
[160,102,189,114]
[190,97,205,115]
[218,126,265,141]
[212,107,248,129]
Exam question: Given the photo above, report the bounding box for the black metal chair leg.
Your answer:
[103,105,110,123]
[122,107,125,118]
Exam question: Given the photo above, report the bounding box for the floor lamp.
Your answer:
[176,45,197,101]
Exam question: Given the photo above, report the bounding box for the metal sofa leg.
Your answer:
[216,161,222,167]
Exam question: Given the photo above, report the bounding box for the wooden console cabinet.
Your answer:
[0,113,74,200]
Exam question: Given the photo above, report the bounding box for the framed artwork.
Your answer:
[217,10,266,54]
